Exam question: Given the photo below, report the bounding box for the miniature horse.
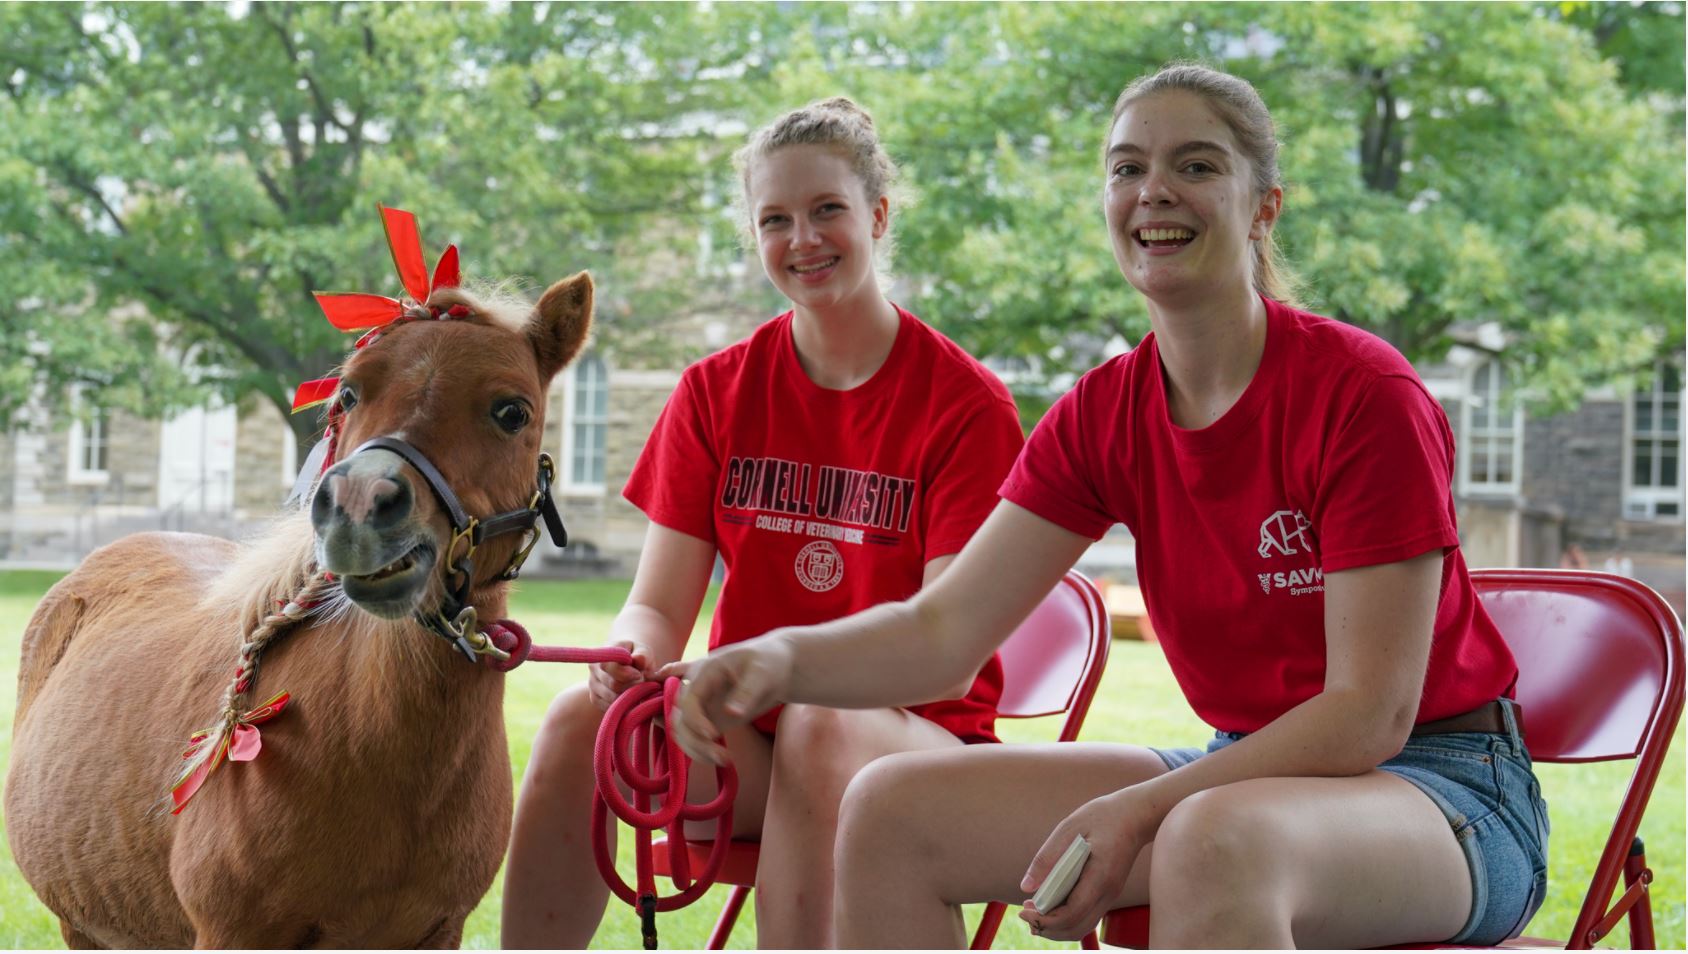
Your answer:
[5,273,592,947]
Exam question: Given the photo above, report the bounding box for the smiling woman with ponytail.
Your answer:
[500,97,1024,949]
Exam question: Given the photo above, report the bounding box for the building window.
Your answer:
[68,404,110,484]
[565,354,608,491]
[1462,359,1521,493]
[1625,362,1683,520]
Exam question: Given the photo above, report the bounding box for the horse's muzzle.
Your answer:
[312,449,439,617]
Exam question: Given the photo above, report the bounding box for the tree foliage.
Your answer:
[1,2,1680,445]
[0,2,802,446]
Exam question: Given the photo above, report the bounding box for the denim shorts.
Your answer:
[1152,700,1549,944]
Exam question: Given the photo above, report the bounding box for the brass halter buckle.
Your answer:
[500,454,557,581]
[436,604,512,663]
[446,516,480,573]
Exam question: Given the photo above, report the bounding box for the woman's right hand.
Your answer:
[587,639,653,712]
[657,634,795,765]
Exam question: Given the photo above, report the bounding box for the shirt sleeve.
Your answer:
[922,397,1027,559]
[621,370,719,543]
[998,375,1120,541]
[1314,374,1461,572]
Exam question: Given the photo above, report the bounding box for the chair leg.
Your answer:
[1623,837,1655,950]
[970,902,1005,949]
[707,885,752,950]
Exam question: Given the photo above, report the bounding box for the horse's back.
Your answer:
[15,532,232,720]
[7,531,235,948]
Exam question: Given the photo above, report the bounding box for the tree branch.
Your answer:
[240,133,292,214]
[256,3,347,133]
[52,161,130,237]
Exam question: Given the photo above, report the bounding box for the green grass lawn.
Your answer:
[1,570,1682,949]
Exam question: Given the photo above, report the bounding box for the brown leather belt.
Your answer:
[1411,699,1520,738]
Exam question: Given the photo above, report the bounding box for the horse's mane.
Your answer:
[199,510,363,637]
[422,281,536,335]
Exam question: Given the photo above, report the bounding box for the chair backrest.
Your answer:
[1471,568,1684,947]
[993,569,1112,742]
[1471,569,1684,763]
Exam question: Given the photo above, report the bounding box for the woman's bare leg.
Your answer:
[501,684,774,948]
[835,743,1170,948]
[1147,773,1470,949]
[752,705,964,948]
[835,742,1474,949]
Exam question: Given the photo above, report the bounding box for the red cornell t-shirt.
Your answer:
[624,306,1024,742]
[1001,297,1516,734]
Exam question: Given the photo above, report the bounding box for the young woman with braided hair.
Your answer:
[666,64,1549,948]
[501,97,1024,948]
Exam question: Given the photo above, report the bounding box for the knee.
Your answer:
[1150,786,1290,939]
[521,684,603,795]
[771,704,868,798]
[836,752,932,864]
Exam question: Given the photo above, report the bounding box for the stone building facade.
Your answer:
[5,330,1682,617]
[1421,348,1685,614]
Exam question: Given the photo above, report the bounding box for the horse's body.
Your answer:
[7,272,592,947]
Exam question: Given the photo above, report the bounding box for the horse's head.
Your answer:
[309,273,592,620]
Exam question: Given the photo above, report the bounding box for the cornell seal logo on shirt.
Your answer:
[795,540,844,592]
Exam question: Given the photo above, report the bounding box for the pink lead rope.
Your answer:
[484,621,739,949]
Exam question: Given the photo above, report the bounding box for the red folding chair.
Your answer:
[1100,569,1686,950]
[652,568,1113,949]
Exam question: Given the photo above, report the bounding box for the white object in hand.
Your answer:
[1032,834,1091,914]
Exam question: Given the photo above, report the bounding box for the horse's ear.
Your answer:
[530,272,594,382]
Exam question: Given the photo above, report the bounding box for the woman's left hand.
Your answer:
[1017,789,1157,942]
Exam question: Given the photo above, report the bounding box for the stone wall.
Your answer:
[234,398,295,517]
[530,367,681,577]
[600,370,682,565]
[1520,400,1628,543]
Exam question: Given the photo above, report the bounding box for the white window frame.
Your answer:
[67,397,110,486]
[561,354,608,496]
[1459,358,1522,496]
[1623,362,1683,521]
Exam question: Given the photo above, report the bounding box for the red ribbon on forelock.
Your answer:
[289,205,465,470]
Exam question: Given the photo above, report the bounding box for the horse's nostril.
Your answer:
[369,477,412,531]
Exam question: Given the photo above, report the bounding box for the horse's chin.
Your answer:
[335,542,438,619]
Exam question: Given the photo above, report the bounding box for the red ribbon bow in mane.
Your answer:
[291,206,465,472]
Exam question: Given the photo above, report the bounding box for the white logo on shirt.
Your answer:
[1257,509,1313,558]
[794,540,844,593]
[1256,510,1323,596]
[1259,567,1326,596]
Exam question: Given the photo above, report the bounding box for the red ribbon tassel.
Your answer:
[431,244,460,291]
[291,377,341,414]
[312,292,405,331]
[380,205,431,304]
[171,691,293,814]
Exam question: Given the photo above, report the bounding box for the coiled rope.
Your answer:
[485,621,739,949]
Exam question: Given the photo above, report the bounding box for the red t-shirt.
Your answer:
[1001,297,1516,734]
[624,306,1024,742]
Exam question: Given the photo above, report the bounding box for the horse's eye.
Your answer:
[337,386,359,411]
[492,400,531,434]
